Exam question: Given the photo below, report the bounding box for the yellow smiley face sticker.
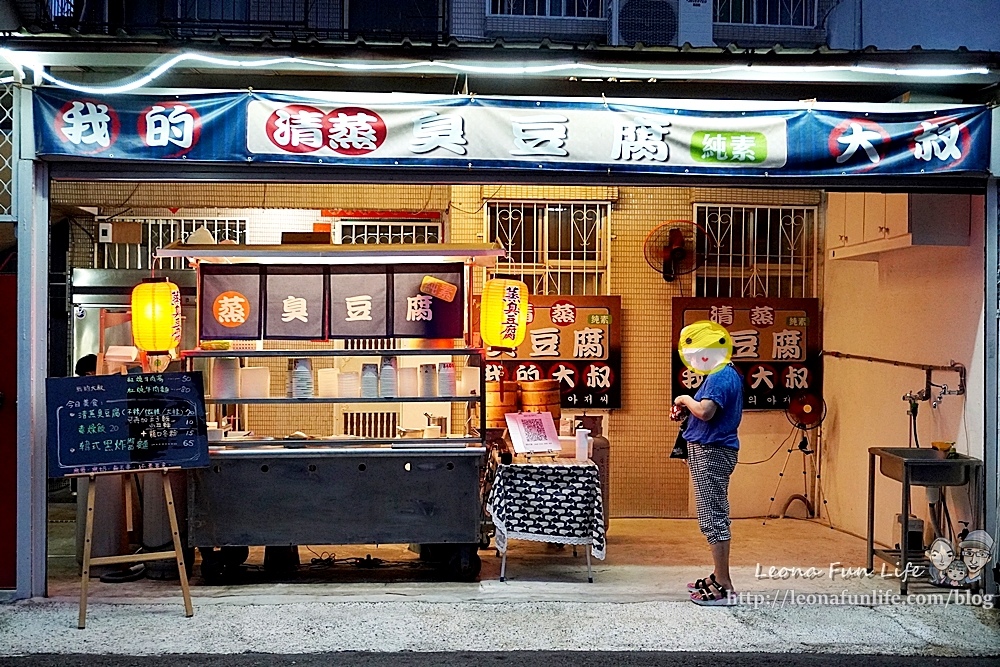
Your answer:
[679,320,733,375]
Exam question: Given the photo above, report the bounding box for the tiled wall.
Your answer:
[49,182,451,212]
[54,181,822,518]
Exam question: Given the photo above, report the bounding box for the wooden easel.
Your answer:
[74,467,193,629]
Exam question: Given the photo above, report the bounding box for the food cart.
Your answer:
[155,242,503,582]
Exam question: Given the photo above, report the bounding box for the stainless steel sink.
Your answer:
[874,447,975,486]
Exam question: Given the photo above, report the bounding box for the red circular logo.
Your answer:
[265,104,326,154]
[326,106,386,156]
[138,102,201,157]
[549,300,577,326]
[583,363,614,393]
[827,118,891,171]
[516,362,544,382]
[54,99,120,154]
[548,363,578,393]
[907,116,972,169]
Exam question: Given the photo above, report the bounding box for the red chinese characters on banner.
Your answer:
[138,102,202,156]
[549,300,577,326]
[265,105,387,155]
[55,99,121,153]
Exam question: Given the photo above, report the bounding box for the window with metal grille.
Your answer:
[0,84,13,221]
[714,0,817,27]
[693,204,818,299]
[486,201,610,295]
[98,218,247,270]
[335,220,443,245]
[49,1,74,19]
[489,1,604,18]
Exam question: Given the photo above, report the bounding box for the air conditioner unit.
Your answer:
[611,0,679,47]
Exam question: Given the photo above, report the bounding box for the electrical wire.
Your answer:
[449,185,504,215]
[738,424,798,466]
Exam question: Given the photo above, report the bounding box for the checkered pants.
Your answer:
[688,443,739,545]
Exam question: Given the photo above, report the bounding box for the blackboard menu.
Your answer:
[47,372,209,478]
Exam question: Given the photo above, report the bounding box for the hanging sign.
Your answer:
[671,298,822,411]
[328,266,389,338]
[199,264,464,341]
[474,295,622,409]
[265,267,326,340]
[33,89,992,176]
[392,266,465,339]
[46,372,209,477]
[199,266,262,340]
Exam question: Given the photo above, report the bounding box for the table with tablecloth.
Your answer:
[487,460,606,580]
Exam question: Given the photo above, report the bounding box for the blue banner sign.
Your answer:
[33,89,991,176]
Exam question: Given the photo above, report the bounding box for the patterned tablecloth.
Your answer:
[487,461,606,560]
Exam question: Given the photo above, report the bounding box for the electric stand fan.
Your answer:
[764,393,828,525]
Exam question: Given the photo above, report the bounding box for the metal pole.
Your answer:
[983,176,998,596]
[14,84,49,600]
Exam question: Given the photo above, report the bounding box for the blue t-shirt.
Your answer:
[682,364,743,450]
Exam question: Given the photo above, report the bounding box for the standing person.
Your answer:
[674,321,743,606]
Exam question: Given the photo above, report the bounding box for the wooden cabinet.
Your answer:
[843,193,865,247]
[827,193,974,261]
[825,192,847,249]
[884,194,909,239]
[862,193,886,243]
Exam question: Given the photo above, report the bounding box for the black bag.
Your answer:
[670,418,689,460]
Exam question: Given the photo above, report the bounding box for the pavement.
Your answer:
[1,655,999,667]
[3,517,995,658]
[2,596,998,657]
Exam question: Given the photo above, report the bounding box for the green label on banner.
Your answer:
[691,131,768,164]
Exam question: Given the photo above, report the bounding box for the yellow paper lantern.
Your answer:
[480,278,529,350]
[131,278,182,354]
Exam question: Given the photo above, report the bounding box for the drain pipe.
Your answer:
[822,351,967,401]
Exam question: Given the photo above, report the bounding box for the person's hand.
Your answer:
[674,395,688,406]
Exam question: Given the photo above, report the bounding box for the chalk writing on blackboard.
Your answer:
[47,372,209,477]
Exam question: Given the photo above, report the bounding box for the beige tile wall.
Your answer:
[51,182,450,211]
[55,181,822,518]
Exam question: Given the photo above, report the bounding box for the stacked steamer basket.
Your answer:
[481,381,519,430]
[519,379,561,423]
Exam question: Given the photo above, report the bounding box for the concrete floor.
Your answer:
[46,502,871,601]
[3,503,993,656]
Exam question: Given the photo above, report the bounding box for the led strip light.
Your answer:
[0,48,992,95]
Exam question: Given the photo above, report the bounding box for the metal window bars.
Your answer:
[335,221,443,245]
[485,201,610,296]
[714,0,818,28]
[489,0,604,18]
[0,83,13,221]
[98,218,248,270]
[693,204,818,299]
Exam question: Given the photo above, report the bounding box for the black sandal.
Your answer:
[687,573,716,592]
[690,580,737,606]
